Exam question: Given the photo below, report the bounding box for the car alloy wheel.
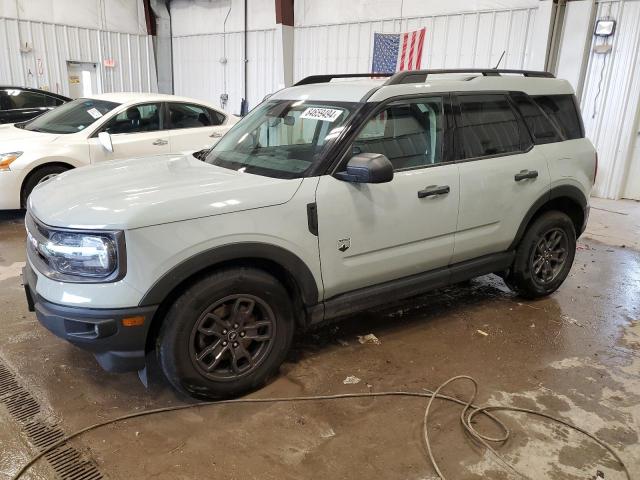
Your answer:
[189,294,276,381]
[530,227,568,286]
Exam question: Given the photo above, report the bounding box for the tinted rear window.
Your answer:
[532,94,583,140]
[511,93,562,145]
[458,94,523,158]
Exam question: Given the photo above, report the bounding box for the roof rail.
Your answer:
[294,73,393,86]
[384,69,554,85]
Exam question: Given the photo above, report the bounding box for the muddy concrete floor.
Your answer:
[1,204,639,480]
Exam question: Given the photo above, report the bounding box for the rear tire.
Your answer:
[506,211,576,299]
[21,165,70,209]
[158,267,294,399]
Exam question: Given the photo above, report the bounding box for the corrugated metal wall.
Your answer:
[0,17,157,96]
[294,7,539,80]
[580,0,640,199]
[172,28,280,115]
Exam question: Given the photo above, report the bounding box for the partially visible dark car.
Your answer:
[0,87,70,124]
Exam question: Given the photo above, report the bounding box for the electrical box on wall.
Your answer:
[19,42,32,53]
[594,44,613,54]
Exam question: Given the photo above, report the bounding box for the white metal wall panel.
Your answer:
[293,7,539,81]
[172,29,280,115]
[625,135,640,199]
[0,17,157,96]
[580,0,640,199]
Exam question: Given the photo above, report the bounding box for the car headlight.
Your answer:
[26,214,126,282]
[0,151,22,171]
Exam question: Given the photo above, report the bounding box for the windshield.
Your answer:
[205,100,360,178]
[23,98,120,134]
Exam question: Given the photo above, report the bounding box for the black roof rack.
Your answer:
[293,69,554,87]
[384,69,554,85]
[294,73,393,86]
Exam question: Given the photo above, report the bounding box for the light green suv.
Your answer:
[23,69,596,399]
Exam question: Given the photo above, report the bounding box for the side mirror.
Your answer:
[334,153,394,184]
[98,131,113,152]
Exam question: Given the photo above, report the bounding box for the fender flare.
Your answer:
[138,242,320,307]
[509,185,588,250]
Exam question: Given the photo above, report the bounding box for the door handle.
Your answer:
[514,169,538,181]
[209,131,223,138]
[152,139,168,146]
[417,185,450,198]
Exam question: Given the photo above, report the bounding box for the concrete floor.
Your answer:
[0,198,639,480]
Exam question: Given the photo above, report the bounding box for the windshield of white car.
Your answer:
[204,100,360,179]
[23,98,120,134]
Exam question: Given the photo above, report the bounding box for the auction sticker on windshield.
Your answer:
[300,107,343,122]
[87,108,103,119]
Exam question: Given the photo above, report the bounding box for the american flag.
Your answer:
[371,28,426,74]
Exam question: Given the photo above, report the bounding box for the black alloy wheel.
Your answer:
[529,228,569,286]
[189,295,276,381]
[158,267,294,399]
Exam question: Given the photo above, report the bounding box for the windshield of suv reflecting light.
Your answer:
[205,100,360,179]
[23,98,120,134]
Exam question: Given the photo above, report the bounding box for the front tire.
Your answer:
[506,211,576,299]
[21,165,70,208]
[158,267,294,399]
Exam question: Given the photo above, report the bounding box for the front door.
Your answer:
[88,102,171,162]
[316,96,460,299]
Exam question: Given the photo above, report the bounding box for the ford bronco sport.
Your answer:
[23,69,596,399]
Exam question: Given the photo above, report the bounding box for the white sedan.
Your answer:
[0,92,238,209]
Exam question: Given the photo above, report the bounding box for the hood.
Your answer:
[0,123,59,147]
[29,154,303,230]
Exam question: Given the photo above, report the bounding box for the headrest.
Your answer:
[126,107,141,120]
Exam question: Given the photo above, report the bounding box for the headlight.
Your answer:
[0,151,22,171]
[26,214,126,282]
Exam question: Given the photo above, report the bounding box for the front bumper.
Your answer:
[0,170,22,210]
[23,263,158,372]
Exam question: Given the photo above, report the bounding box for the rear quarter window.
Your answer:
[532,95,584,140]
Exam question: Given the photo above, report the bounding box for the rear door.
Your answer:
[452,93,551,263]
[316,95,460,299]
[166,102,231,154]
[88,102,171,162]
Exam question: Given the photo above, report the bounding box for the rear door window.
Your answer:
[532,95,583,140]
[168,103,216,129]
[457,94,523,159]
[208,108,226,126]
[511,92,562,144]
[12,90,47,109]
